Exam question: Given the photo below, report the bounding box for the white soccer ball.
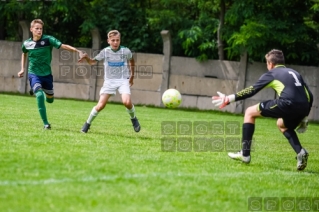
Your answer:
[162,89,182,108]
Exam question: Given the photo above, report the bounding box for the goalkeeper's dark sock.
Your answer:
[242,123,255,156]
[35,90,49,125]
[283,129,302,154]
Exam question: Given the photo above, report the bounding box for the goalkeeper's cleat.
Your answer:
[296,148,309,171]
[131,117,141,132]
[296,117,308,134]
[228,150,251,163]
[81,122,90,133]
[44,124,51,130]
[29,89,34,96]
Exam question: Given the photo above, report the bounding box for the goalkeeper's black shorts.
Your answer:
[258,99,309,130]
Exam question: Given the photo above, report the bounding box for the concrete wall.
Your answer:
[0,41,24,92]
[0,28,318,121]
[168,56,240,112]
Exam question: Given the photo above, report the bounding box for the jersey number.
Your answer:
[288,71,302,86]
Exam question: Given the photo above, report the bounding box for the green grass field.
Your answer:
[0,93,318,212]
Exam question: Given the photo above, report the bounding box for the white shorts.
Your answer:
[100,79,131,96]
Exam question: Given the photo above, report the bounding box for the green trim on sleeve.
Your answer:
[265,80,284,97]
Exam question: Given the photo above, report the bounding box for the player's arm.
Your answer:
[18,52,27,78]
[212,73,274,108]
[60,44,82,53]
[78,53,97,65]
[60,44,85,59]
[79,48,105,65]
[128,58,135,86]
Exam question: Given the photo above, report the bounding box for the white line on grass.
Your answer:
[0,171,312,186]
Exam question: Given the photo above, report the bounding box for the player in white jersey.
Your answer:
[79,30,140,133]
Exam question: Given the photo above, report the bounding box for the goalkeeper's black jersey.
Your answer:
[235,66,313,107]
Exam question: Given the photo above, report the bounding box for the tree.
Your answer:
[0,0,91,46]
[1,0,319,65]
[146,0,200,55]
[224,0,319,65]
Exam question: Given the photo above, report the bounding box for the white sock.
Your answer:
[126,105,136,119]
[87,107,99,124]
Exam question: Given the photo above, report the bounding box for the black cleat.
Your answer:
[81,122,90,133]
[131,117,141,132]
[29,89,34,96]
[44,124,51,130]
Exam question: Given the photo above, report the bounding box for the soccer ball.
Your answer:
[162,89,182,108]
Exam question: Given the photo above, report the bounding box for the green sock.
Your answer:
[46,95,54,103]
[36,90,49,125]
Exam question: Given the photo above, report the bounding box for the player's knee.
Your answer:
[35,90,45,100]
[244,108,253,118]
[95,104,105,112]
[276,119,286,132]
[276,119,282,127]
[122,99,131,107]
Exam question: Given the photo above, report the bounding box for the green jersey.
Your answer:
[22,35,62,76]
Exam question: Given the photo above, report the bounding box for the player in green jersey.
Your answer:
[18,19,84,129]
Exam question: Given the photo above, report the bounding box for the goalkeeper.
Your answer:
[212,49,313,171]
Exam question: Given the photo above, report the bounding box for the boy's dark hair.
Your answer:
[265,49,285,65]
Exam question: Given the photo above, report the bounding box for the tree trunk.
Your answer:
[0,17,5,40]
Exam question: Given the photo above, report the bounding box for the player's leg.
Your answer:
[81,80,115,133]
[278,117,309,170]
[262,99,308,170]
[119,81,140,132]
[81,94,111,133]
[228,103,262,163]
[86,93,110,125]
[242,104,263,155]
[277,118,302,153]
[35,90,50,128]
[237,99,284,159]
[28,74,50,129]
[122,93,134,117]
[41,74,55,129]
[41,74,54,104]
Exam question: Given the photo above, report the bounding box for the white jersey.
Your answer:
[94,46,132,80]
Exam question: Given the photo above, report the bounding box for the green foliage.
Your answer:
[0,0,91,46]
[226,21,268,60]
[224,0,319,65]
[178,2,220,61]
[179,23,218,61]
[146,0,199,55]
[1,0,319,65]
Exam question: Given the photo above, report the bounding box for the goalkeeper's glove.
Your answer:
[296,116,308,133]
[212,91,235,109]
